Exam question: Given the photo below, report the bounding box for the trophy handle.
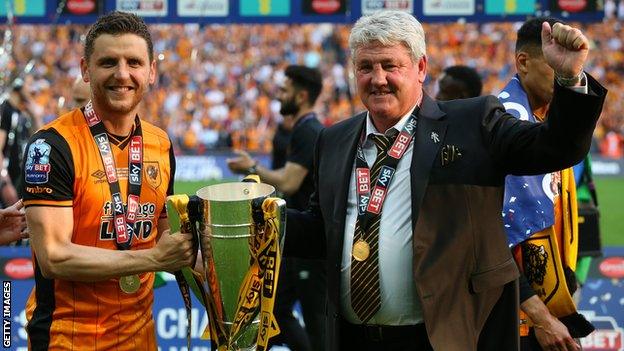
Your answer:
[243,174,287,251]
[166,195,209,307]
[274,199,287,252]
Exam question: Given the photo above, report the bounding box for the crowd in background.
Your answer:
[2,18,623,158]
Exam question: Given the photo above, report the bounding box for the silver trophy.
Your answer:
[168,179,286,351]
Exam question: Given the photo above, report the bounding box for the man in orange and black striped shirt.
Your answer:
[21,12,195,350]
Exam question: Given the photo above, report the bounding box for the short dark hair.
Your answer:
[84,11,154,61]
[443,65,483,98]
[284,65,323,105]
[515,16,566,55]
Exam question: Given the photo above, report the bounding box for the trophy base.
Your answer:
[222,319,260,351]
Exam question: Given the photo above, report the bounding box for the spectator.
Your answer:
[435,65,483,100]
[0,21,622,157]
[0,199,27,245]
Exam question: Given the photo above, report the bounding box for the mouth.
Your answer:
[107,86,134,93]
[371,91,393,96]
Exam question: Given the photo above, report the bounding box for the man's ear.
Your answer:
[80,57,90,82]
[516,51,529,75]
[149,59,156,85]
[296,89,309,107]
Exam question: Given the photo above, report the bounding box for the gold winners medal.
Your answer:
[119,274,141,294]
[352,240,370,261]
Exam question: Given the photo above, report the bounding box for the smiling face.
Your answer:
[80,33,155,121]
[354,42,426,130]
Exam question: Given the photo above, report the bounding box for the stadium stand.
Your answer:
[2,20,623,157]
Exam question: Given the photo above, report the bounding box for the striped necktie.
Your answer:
[350,133,395,323]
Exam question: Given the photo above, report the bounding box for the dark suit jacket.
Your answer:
[286,75,606,351]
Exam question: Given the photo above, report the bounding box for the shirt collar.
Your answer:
[293,112,316,129]
[365,102,419,140]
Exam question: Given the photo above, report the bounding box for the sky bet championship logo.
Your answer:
[24,139,51,184]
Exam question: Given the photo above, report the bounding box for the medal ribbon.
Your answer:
[167,195,212,350]
[83,101,143,250]
[355,112,418,231]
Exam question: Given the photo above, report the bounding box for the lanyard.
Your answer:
[355,112,418,231]
[83,101,143,250]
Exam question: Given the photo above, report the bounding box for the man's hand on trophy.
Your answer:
[151,230,196,272]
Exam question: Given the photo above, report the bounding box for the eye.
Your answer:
[128,59,142,67]
[357,64,372,73]
[383,64,398,71]
[99,59,116,68]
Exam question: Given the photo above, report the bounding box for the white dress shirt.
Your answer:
[340,106,423,325]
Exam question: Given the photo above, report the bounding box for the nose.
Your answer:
[370,65,387,87]
[114,62,131,80]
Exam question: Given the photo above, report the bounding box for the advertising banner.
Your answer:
[177,0,228,17]
[423,0,475,16]
[0,0,45,16]
[240,0,290,16]
[0,0,606,24]
[175,154,270,182]
[61,0,102,16]
[302,0,347,15]
[485,0,536,15]
[361,0,413,15]
[551,0,601,13]
[116,0,168,17]
[578,247,624,351]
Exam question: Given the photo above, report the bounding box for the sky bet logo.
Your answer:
[129,136,142,186]
[95,133,118,183]
[389,118,416,159]
[367,166,394,214]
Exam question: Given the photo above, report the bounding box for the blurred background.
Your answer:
[1,1,623,350]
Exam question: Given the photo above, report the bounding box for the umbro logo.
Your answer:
[92,170,107,184]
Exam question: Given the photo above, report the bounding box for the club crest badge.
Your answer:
[144,161,161,189]
[25,139,52,184]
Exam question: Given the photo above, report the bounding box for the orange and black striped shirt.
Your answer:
[21,108,175,351]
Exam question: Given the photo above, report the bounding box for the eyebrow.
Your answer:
[95,55,145,65]
[356,58,397,65]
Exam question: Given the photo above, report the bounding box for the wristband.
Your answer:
[246,162,258,175]
[555,71,584,87]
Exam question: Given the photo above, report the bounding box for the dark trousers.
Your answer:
[339,319,433,351]
[270,258,327,351]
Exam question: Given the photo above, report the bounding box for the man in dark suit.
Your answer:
[285,10,606,351]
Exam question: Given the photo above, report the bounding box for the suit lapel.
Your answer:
[410,94,447,229]
[333,113,366,233]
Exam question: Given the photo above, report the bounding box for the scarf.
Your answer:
[498,75,554,247]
